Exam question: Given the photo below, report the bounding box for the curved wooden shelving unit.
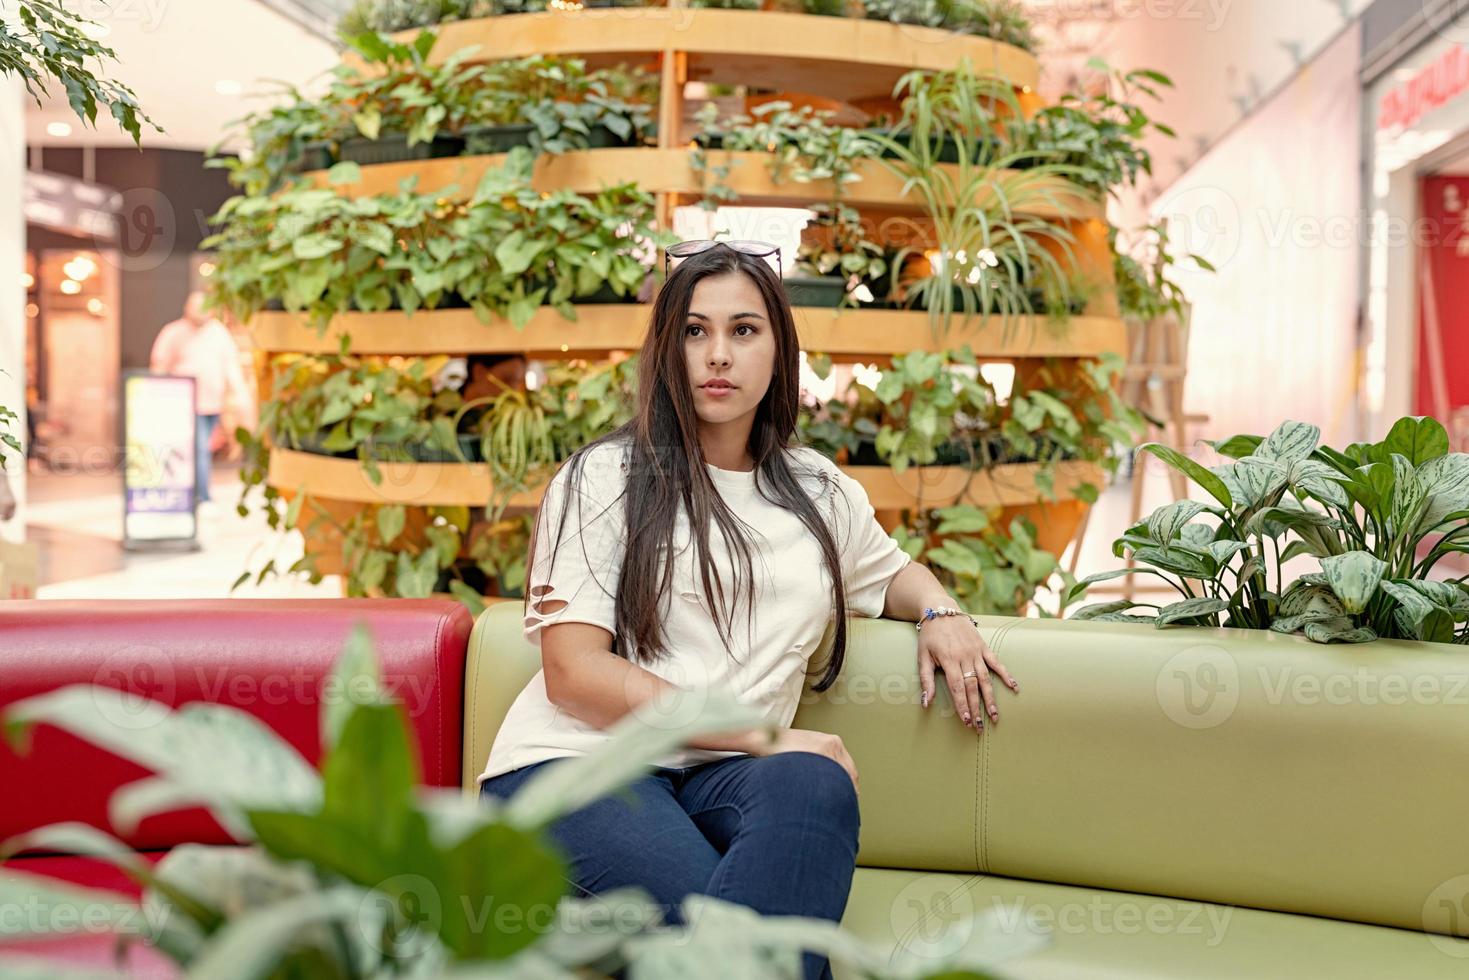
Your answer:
[269,446,1101,510]
[308,148,1102,222]
[250,305,1127,360]
[389,9,1040,102]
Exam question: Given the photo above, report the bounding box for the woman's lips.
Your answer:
[701,385,735,398]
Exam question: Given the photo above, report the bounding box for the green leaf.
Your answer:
[1394,606,1456,644]
[1066,566,1175,601]
[376,504,406,546]
[292,234,344,260]
[448,579,487,618]
[1071,600,1139,620]
[4,688,321,838]
[1321,551,1387,614]
[1155,596,1229,626]
[1255,421,1320,464]
[1415,453,1469,527]
[494,230,542,277]
[321,702,418,847]
[1209,434,1262,459]
[325,161,362,186]
[1303,621,1378,644]
[1146,500,1208,551]
[933,505,989,535]
[175,886,365,979]
[1140,443,1232,508]
[320,623,385,753]
[502,689,766,830]
[439,821,568,958]
[927,539,982,578]
[1227,457,1289,508]
[1384,415,1450,466]
[1132,545,1212,578]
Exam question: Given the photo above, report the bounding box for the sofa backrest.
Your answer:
[463,604,1469,939]
[1,599,472,851]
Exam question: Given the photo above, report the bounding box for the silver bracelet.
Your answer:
[915,605,978,632]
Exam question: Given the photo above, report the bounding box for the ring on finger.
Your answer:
[962,670,978,679]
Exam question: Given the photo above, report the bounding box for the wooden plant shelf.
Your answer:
[251,306,1127,360]
[309,148,1101,223]
[269,446,1100,510]
[393,9,1040,102]
[847,460,1103,510]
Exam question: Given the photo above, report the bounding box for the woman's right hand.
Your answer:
[746,728,860,797]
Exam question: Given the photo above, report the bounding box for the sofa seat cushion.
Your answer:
[839,867,1469,979]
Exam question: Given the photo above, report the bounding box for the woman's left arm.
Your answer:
[880,560,1019,734]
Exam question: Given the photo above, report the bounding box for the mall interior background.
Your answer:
[1,0,1463,598]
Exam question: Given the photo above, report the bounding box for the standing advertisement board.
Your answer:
[122,371,199,551]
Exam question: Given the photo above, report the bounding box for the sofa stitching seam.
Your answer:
[978,620,1018,871]
[432,610,445,785]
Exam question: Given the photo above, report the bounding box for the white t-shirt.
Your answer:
[477,439,913,783]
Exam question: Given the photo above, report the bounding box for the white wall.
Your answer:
[1,76,27,543]
[1145,22,1363,448]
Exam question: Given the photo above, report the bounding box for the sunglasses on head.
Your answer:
[663,239,783,277]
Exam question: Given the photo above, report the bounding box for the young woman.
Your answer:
[478,239,1019,980]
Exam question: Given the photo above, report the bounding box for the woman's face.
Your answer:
[683,270,776,428]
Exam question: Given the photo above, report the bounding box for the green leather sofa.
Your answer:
[463,602,1469,977]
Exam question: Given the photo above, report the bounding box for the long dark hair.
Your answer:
[522,244,853,692]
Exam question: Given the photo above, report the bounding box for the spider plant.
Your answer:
[867,62,1094,344]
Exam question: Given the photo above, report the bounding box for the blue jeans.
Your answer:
[195,413,219,503]
[480,751,861,980]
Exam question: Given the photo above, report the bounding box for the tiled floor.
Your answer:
[26,462,342,600]
[20,456,1184,606]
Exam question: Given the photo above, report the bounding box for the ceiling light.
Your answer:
[59,279,81,295]
[64,255,97,281]
[214,79,243,96]
[20,273,34,289]
[87,298,106,316]
[198,261,216,278]
[46,121,72,138]
[25,303,39,319]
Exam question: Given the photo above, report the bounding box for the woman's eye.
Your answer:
[686,324,703,337]
[735,324,756,336]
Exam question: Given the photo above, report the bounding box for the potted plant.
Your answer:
[894,507,1068,616]
[1003,62,1175,199]
[868,63,1092,338]
[1070,416,1469,644]
[329,31,484,165]
[463,57,658,155]
[860,0,1039,51]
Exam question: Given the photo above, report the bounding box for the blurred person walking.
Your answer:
[149,292,254,513]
